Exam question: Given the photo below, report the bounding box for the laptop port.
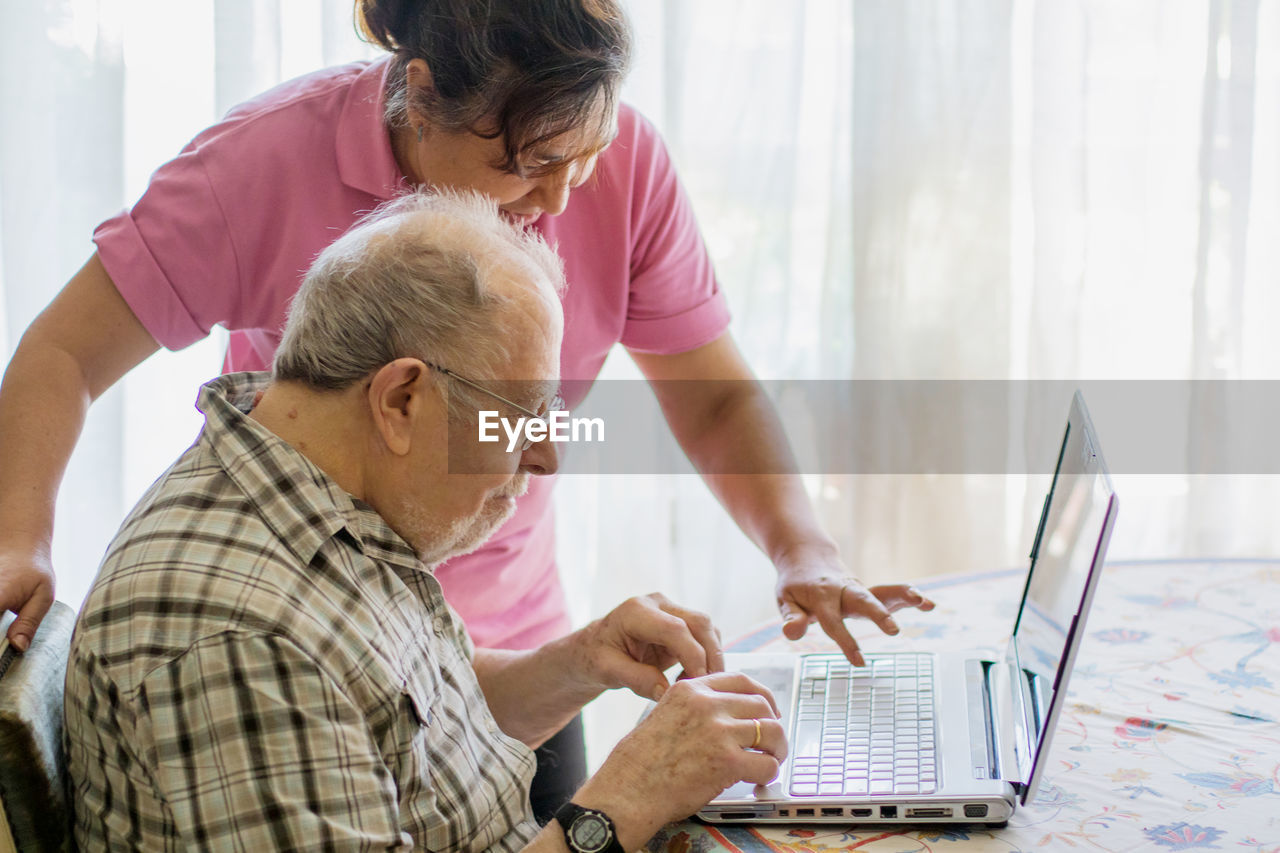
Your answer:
[718,812,761,820]
[796,808,815,817]
[820,808,843,817]
[964,804,989,818]
[850,808,873,818]
[778,810,790,817]
[880,806,898,819]
[906,808,953,818]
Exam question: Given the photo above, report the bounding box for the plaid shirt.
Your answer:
[65,372,539,852]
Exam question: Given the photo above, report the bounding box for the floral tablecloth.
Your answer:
[648,559,1280,852]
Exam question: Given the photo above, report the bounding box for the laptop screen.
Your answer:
[1008,391,1118,800]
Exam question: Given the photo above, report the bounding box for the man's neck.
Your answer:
[248,382,370,500]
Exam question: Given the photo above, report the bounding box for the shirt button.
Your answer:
[432,615,445,635]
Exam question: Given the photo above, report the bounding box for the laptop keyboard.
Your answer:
[790,654,938,797]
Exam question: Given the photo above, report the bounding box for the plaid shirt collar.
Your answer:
[196,371,425,574]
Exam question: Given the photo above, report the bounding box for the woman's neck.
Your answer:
[388,122,422,185]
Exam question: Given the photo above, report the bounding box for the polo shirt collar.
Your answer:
[336,57,409,200]
[196,372,423,574]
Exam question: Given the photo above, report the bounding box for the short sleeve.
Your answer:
[135,631,412,851]
[93,148,242,352]
[619,115,731,354]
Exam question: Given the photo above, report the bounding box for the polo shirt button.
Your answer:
[432,615,445,635]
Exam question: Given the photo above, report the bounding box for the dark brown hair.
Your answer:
[357,0,632,176]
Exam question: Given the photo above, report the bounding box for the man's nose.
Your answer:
[520,434,559,476]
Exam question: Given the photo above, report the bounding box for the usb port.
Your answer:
[820,807,843,817]
[964,804,989,818]
[796,808,815,817]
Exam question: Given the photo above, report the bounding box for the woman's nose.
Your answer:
[535,172,573,217]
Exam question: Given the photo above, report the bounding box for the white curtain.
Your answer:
[0,0,377,609]
[574,0,1280,624]
[562,0,1280,759]
[3,0,1278,761]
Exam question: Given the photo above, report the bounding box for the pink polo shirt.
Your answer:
[93,59,729,650]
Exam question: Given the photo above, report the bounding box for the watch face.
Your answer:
[570,813,612,853]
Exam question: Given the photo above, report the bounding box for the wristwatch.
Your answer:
[554,802,625,853]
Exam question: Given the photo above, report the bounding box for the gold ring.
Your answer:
[750,718,762,750]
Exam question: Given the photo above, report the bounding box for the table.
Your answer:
[647,559,1280,852]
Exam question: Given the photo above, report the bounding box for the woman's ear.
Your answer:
[405,58,435,128]
[406,58,434,90]
[367,358,435,456]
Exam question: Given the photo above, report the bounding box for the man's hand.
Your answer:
[571,672,787,850]
[776,553,935,666]
[0,543,56,653]
[572,593,724,702]
[473,593,727,747]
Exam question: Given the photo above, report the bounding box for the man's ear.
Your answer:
[367,358,436,456]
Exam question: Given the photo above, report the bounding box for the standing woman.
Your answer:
[0,0,932,821]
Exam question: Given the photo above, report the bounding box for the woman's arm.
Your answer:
[0,253,159,649]
[630,332,935,665]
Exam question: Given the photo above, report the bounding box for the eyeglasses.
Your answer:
[426,362,564,452]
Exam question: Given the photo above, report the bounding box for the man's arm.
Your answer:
[0,254,159,650]
[630,332,935,666]
[472,593,724,747]
[75,616,784,852]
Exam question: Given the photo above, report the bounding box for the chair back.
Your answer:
[0,602,76,853]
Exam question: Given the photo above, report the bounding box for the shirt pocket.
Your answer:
[391,648,536,853]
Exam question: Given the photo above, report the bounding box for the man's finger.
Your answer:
[609,657,671,701]
[699,671,782,718]
[659,600,724,674]
[714,691,779,722]
[740,716,788,760]
[630,610,710,678]
[738,750,785,786]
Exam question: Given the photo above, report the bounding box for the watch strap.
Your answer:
[554,801,625,853]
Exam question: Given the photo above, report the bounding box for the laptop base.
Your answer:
[698,796,1014,825]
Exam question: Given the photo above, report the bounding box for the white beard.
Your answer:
[402,472,530,567]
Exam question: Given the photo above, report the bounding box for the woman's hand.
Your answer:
[775,550,936,666]
[0,542,56,652]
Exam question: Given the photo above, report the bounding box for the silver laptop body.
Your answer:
[698,391,1119,826]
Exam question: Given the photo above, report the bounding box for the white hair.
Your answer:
[273,189,565,396]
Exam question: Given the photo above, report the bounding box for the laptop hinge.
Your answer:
[987,654,1037,789]
[965,659,999,780]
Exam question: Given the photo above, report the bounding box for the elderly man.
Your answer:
[64,191,785,852]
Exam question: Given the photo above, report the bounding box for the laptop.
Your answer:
[697,390,1119,826]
